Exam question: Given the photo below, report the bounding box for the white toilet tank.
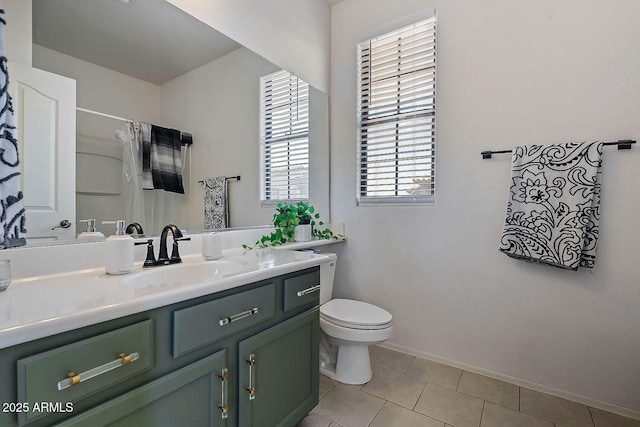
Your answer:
[319,252,337,304]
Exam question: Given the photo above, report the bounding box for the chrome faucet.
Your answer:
[157,224,190,265]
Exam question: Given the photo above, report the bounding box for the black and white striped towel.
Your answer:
[150,125,184,194]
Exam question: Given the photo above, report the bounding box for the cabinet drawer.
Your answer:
[173,283,276,358]
[283,269,321,312]
[55,350,228,427]
[17,320,153,426]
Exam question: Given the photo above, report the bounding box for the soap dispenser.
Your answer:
[77,219,105,242]
[102,220,134,275]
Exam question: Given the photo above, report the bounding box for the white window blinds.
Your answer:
[260,70,310,203]
[358,17,436,205]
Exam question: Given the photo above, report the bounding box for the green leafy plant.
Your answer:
[242,201,342,249]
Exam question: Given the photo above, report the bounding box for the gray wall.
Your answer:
[330,0,640,416]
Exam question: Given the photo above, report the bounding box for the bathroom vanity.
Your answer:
[0,248,327,427]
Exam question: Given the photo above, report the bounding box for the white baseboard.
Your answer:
[379,342,640,422]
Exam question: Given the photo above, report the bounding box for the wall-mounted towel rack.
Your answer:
[198,176,241,184]
[481,139,636,159]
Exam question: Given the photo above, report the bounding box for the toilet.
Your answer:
[318,253,393,385]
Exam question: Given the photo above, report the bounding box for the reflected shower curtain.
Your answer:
[117,123,188,235]
[0,9,26,247]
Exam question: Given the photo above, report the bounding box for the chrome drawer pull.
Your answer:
[246,354,256,400]
[218,368,229,419]
[219,307,259,326]
[297,284,320,297]
[57,352,140,391]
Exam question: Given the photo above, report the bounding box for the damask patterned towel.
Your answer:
[499,142,603,270]
[203,177,229,229]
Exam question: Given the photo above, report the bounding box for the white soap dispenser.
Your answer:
[102,220,134,275]
[77,219,105,242]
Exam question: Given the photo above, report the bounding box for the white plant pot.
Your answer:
[294,224,312,242]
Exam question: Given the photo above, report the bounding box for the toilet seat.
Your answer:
[320,298,392,330]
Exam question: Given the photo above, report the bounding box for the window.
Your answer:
[358,17,436,205]
[260,70,310,203]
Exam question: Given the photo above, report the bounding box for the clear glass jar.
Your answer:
[0,259,11,292]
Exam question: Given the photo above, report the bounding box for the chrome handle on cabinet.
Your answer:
[246,354,256,400]
[297,284,320,297]
[219,308,259,326]
[218,368,229,419]
[57,352,140,391]
[51,219,72,230]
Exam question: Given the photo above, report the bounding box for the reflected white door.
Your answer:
[8,62,76,241]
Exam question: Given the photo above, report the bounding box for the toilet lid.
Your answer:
[320,299,392,330]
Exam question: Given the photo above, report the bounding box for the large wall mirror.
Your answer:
[16,0,329,245]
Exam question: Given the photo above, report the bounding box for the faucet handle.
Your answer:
[170,237,191,264]
[135,239,156,268]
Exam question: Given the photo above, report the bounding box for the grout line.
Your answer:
[367,399,386,427]
[518,385,521,411]
[456,369,464,390]
[402,356,416,375]
[588,406,597,427]
[412,378,429,411]
[478,400,486,427]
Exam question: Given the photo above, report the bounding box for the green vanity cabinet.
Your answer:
[16,320,154,427]
[0,266,320,427]
[55,350,228,427]
[238,308,319,427]
[173,283,277,358]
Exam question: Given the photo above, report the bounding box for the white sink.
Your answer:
[122,258,253,287]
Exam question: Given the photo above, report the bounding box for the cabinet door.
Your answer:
[55,350,229,427]
[238,308,319,427]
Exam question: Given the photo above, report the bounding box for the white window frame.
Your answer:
[357,16,437,206]
[260,70,310,205]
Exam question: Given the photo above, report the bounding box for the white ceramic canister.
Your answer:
[202,232,223,260]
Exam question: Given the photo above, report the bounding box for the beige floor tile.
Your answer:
[406,357,463,390]
[458,371,519,410]
[361,370,427,409]
[313,384,385,427]
[590,407,640,427]
[320,375,337,399]
[481,402,553,427]
[329,424,344,427]
[297,413,334,427]
[414,383,484,427]
[520,388,594,427]
[349,382,365,391]
[370,401,445,427]
[370,346,415,375]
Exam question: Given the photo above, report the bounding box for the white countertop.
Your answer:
[0,248,331,350]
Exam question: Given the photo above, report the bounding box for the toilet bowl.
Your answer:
[317,253,393,385]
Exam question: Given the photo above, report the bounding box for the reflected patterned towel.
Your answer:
[499,142,603,270]
[203,177,229,229]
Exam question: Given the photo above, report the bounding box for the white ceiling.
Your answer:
[32,0,242,85]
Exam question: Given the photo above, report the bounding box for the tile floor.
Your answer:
[297,346,640,427]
